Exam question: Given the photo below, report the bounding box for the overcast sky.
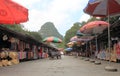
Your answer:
[13,0,90,36]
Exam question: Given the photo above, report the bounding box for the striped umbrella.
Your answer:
[43,36,62,43]
[84,0,120,17]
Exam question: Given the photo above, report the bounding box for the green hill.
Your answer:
[38,22,63,40]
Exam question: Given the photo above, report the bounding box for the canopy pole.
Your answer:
[105,1,117,71]
[95,34,98,52]
[108,15,111,64]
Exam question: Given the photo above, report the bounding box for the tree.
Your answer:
[101,16,120,24]
[27,32,42,42]
[87,17,100,23]
[79,21,86,27]
[1,24,26,33]
[1,24,42,42]
[64,22,80,47]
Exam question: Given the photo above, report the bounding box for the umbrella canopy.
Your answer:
[70,36,79,42]
[80,21,109,53]
[43,36,62,43]
[84,0,120,17]
[76,30,85,37]
[65,48,73,51]
[70,36,91,42]
[80,21,109,34]
[80,35,94,41]
[67,42,74,45]
[0,0,28,24]
[67,41,76,47]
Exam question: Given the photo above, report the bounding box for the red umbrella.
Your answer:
[80,21,109,34]
[0,0,28,24]
[84,0,120,17]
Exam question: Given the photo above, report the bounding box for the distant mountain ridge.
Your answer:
[38,22,63,40]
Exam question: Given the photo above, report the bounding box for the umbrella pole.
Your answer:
[86,41,88,57]
[94,34,101,65]
[105,14,117,72]
[107,16,111,64]
[95,35,98,54]
[90,41,92,58]
[95,34,98,60]
[86,41,87,51]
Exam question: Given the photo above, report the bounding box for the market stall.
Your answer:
[0,25,56,67]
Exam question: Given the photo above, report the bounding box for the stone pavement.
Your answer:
[0,56,120,76]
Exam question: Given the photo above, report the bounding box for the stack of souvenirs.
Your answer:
[0,50,19,67]
[0,35,19,67]
[0,34,37,67]
[0,35,31,67]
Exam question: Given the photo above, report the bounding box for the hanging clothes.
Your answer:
[39,47,43,58]
[116,42,120,59]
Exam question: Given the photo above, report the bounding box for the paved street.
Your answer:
[0,56,120,76]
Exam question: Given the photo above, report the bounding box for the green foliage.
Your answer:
[79,21,86,27]
[1,24,42,42]
[64,22,80,47]
[87,17,100,23]
[27,31,42,42]
[57,42,64,48]
[101,16,120,24]
[1,24,25,33]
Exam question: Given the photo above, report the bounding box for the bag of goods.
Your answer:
[2,60,8,66]
[9,52,18,59]
[11,59,19,65]
[0,61,3,67]
[1,52,6,58]
[7,61,12,66]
